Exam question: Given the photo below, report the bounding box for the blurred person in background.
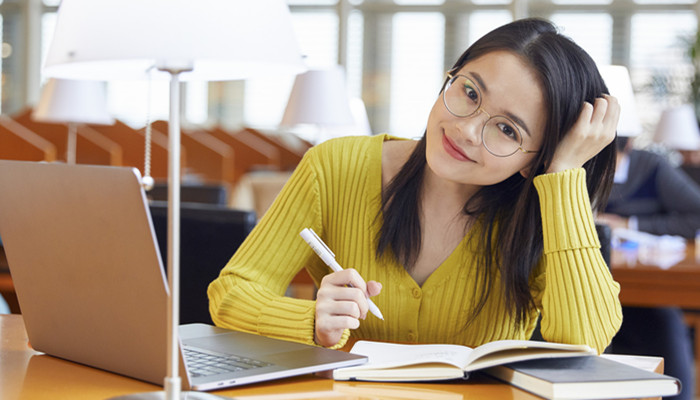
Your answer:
[597,135,700,400]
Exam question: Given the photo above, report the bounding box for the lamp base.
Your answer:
[108,391,229,400]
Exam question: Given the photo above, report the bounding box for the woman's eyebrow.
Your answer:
[504,112,532,138]
[468,71,533,138]
[469,71,489,93]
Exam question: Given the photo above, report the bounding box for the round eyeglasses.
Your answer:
[442,73,539,157]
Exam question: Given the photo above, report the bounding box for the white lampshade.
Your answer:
[598,65,642,137]
[43,0,307,82]
[33,78,114,125]
[281,66,355,127]
[653,104,700,150]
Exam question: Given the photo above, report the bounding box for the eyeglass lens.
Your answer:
[444,75,524,157]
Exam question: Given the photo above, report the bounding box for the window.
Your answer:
[630,12,697,138]
[390,12,444,138]
[468,11,513,46]
[40,12,56,85]
[551,13,613,65]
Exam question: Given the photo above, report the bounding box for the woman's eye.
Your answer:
[463,85,479,103]
[498,122,519,141]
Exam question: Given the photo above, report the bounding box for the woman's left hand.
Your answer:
[547,94,620,174]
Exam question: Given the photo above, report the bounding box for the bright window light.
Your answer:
[390,12,444,138]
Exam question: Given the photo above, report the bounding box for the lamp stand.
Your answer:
[66,122,77,164]
[108,70,226,400]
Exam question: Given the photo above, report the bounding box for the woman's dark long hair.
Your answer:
[377,18,617,328]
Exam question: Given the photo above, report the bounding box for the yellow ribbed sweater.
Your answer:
[208,134,622,353]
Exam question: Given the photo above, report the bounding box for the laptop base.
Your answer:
[109,390,229,399]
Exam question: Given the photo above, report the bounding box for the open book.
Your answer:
[333,340,596,382]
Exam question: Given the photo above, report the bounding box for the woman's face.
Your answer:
[425,50,547,188]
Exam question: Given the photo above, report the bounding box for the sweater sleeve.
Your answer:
[207,146,351,349]
[533,168,622,354]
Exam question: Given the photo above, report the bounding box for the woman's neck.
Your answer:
[421,163,479,218]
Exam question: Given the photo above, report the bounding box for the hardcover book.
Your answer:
[485,355,681,399]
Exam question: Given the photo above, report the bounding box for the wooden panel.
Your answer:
[12,108,121,166]
[152,120,235,184]
[0,116,56,162]
[207,126,280,183]
[237,128,307,170]
[86,120,173,180]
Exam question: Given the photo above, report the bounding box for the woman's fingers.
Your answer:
[314,269,382,347]
[323,268,369,293]
[367,280,382,297]
[319,269,371,317]
[548,95,621,173]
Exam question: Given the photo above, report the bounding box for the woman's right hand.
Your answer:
[314,268,382,347]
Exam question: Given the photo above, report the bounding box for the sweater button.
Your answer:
[412,288,422,299]
[407,331,416,342]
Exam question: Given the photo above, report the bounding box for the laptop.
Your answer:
[0,160,366,391]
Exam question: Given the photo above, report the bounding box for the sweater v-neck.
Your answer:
[370,134,472,291]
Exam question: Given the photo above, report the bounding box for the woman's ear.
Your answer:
[519,166,532,178]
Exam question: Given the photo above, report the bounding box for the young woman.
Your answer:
[208,18,623,353]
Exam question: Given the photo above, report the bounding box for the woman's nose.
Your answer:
[454,112,486,146]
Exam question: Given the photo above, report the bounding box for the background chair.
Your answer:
[148,201,256,325]
[148,183,229,206]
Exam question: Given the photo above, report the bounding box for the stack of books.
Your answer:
[333,340,681,399]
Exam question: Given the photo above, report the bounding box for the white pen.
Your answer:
[300,228,384,320]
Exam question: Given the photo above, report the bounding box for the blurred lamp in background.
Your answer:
[598,65,642,138]
[32,78,115,164]
[281,65,368,143]
[654,104,700,151]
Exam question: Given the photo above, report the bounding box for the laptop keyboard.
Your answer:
[183,346,273,378]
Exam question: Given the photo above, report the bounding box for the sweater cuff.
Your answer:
[257,299,351,349]
[258,298,317,346]
[533,168,600,254]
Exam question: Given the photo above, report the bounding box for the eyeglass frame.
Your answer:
[442,72,539,158]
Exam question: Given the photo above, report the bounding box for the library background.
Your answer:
[0,1,699,399]
[0,0,697,145]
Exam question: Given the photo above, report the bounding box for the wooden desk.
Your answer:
[0,314,664,400]
[611,242,700,308]
[611,241,700,394]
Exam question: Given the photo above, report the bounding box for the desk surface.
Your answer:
[0,314,664,400]
[0,314,534,400]
[611,242,700,308]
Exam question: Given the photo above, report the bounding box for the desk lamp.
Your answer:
[42,1,306,399]
[32,78,115,164]
[598,65,642,139]
[280,65,356,144]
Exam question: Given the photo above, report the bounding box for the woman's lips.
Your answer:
[442,134,472,162]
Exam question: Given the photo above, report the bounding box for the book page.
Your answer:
[347,341,473,370]
[464,340,595,371]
